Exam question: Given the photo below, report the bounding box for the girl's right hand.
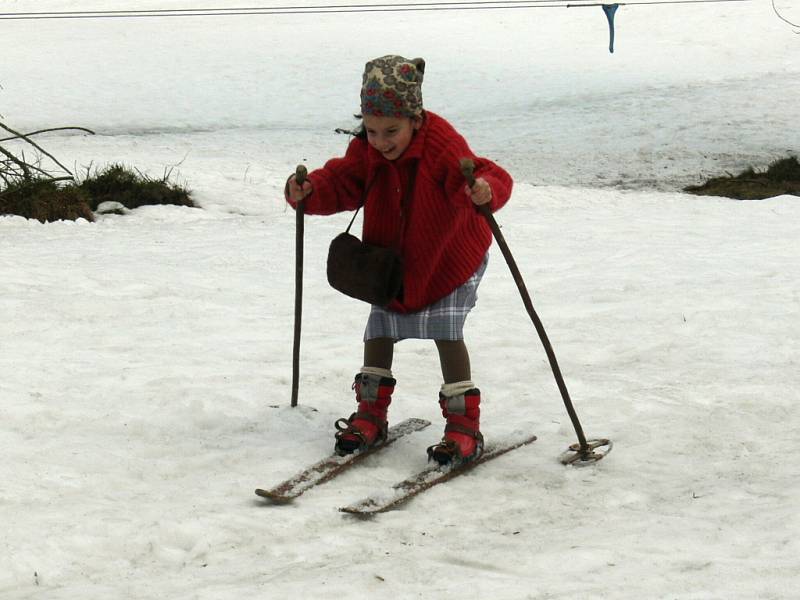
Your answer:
[286,174,313,203]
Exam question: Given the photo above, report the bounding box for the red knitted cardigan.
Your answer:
[286,111,513,313]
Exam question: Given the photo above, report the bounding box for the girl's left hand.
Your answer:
[465,177,493,206]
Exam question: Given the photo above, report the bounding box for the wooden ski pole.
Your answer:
[291,165,307,408]
[459,158,611,464]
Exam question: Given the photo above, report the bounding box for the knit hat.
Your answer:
[360,55,425,118]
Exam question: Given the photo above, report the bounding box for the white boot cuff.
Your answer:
[440,380,475,397]
[360,366,394,379]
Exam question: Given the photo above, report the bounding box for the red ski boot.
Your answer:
[427,387,484,465]
[334,370,395,455]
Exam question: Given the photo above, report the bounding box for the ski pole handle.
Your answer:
[295,164,308,187]
[459,158,477,189]
[460,157,493,219]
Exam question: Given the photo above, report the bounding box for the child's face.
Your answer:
[363,114,421,161]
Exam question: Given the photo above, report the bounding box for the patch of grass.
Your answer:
[1,164,194,222]
[0,178,94,223]
[79,164,193,211]
[764,156,800,181]
[685,156,800,200]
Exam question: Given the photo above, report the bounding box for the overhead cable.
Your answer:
[0,0,753,20]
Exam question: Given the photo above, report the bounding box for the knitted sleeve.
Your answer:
[431,130,513,214]
[285,137,368,216]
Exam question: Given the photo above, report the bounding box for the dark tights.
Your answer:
[363,337,471,384]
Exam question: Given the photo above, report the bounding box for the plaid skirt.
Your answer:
[364,253,488,341]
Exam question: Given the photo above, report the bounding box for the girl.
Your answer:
[285,55,513,465]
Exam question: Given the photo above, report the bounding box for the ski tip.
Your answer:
[339,496,391,516]
[255,488,295,503]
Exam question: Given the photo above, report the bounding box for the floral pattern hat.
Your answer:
[360,55,426,118]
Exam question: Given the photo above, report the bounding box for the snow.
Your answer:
[1,0,799,598]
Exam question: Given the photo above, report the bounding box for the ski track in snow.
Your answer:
[2,1,799,598]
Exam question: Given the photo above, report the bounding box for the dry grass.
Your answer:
[78,164,193,211]
[0,178,94,223]
[685,156,800,200]
[1,164,194,222]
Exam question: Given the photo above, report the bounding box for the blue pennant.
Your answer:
[602,4,619,54]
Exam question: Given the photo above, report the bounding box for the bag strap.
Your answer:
[345,162,419,250]
[344,175,374,234]
[344,205,361,234]
[341,132,366,234]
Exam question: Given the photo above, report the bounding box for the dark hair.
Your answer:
[334,115,366,139]
[335,111,425,139]
[354,117,367,139]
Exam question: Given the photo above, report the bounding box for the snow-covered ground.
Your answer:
[1,1,799,598]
